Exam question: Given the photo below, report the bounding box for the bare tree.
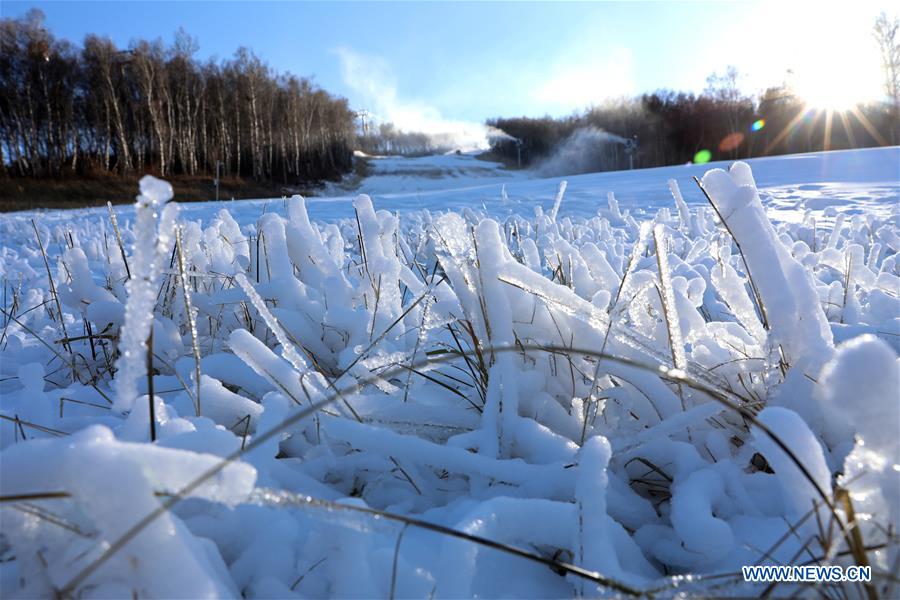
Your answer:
[131,40,169,175]
[704,66,747,156]
[83,36,133,173]
[873,12,900,143]
[0,13,356,184]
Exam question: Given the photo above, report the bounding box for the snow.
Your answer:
[752,407,832,516]
[819,335,900,532]
[1,425,254,598]
[1,147,898,598]
[701,162,834,371]
[7,147,897,234]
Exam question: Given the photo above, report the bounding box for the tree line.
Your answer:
[489,26,900,173]
[0,10,356,182]
[357,122,447,156]
[488,86,898,173]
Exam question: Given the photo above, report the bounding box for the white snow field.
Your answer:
[0,147,898,598]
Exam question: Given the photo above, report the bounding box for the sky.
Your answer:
[3,1,895,136]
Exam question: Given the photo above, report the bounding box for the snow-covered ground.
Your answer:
[1,148,898,598]
[6,147,897,231]
[354,151,525,195]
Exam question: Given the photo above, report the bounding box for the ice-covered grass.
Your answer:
[0,151,898,598]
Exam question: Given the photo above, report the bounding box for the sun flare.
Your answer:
[794,77,868,111]
[749,3,887,113]
[787,34,884,111]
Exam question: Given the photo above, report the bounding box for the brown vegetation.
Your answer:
[0,172,316,212]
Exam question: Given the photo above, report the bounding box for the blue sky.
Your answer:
[4,1,894,132]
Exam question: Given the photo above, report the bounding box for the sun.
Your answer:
[791,55,881,112]
[793,75,869,112]
[786,31,885,112]
[751,4,887,112]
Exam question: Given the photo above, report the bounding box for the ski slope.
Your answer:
[0,147,898,599]
[4,146,898,233]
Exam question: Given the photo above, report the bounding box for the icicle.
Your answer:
[234,273,309,374]
[653,224,687,371]
[549,180,567,222]
[113,176,178,412]
[668,178,692,233]
[607,191,624,222]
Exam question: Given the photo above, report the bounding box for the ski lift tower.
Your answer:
[623,135,638,170]
[355,110,371,136]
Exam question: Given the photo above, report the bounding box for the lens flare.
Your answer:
[693,149,712,164]
[718,132,745,152]
[751,119,765,132]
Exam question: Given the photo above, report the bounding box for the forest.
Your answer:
[0,10,357,184]
[487,70,899,172]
